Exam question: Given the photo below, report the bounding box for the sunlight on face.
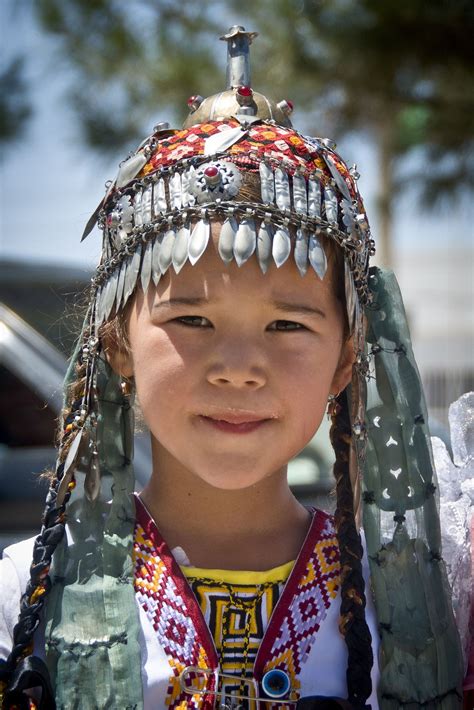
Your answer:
[123,223,353,490]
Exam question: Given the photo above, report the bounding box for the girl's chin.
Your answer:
[189,465,282,492]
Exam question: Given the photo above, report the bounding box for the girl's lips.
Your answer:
[198,415,270,434]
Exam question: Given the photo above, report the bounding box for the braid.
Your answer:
[329,390,373,708]
[0,347,90,708]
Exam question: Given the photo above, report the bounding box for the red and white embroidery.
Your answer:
[133,497,340,708]
[133,498,217,708]
[255,515,340,685]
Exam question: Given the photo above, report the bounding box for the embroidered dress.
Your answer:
[1,497,381,708]
[132,496,358,708]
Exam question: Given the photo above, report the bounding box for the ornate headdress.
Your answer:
[0,27,463,710]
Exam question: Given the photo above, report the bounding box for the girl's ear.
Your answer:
[102,333,134,379]
[330,336,355,395]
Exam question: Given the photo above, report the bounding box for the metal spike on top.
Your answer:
[220,25,258,89]
[184,26,291,128]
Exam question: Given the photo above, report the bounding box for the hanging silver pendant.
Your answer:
[188,214,210,265]
[292,173,308,215]
[141,184,153,224]
[181,168,195,207]
[118,257,132,311]
[256,221,273,273]
[169,172,182,210]
[308,177,322,218]
[294,228,309,276]
[234,217,256,266]
[151,235,163,285]
[259,162,275,204]
[272,225,291,267]
[308,233,327,279]
[95,286,105,326]
[102,230,111,261]
[103,268,119,321]
[322,152,351,200]
[324,184,338,227]
[123,246,142,307]
[115,258,128,311]
[141,239,153,294]
[115,152,147,189]
[153,178,167,215]
[56,428,86,506]
[274,168,291,211]
[341,198,356,236]
[133,189,143,228]
[218,216,237,263]
[159,228,175,273]
[117,195,134,242]
[172,223,190,273]
[344,260,357,332]
[204,125,247,155]
[110,230,121,254]
[98,281,110,325]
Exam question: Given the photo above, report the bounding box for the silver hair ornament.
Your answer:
[234,216,257,266]
[218,216,238,263]
[172,223,191,273]
[188,214,210,264]
[256,221,273,273]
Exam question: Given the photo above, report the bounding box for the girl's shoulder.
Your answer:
[0,536,36,660]
[1,536,36,594]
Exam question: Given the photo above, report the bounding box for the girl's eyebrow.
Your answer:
[153,297,208,309]
[153,297,326,319]
[272,301,327,319]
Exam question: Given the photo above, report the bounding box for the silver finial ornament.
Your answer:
[220,25,258,89]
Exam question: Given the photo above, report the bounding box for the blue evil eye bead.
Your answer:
[261,669,291,699]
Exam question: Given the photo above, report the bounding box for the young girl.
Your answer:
[0,26,465,710]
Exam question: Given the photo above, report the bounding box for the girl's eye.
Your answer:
[268,320,306,332]
[175,316,212,328]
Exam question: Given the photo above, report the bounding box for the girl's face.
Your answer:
[118,224,354,490]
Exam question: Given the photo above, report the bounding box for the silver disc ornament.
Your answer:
[189,160,242,204]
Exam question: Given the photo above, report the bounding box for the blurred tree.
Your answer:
[231,0,474,263]
[0,57,32,153]
[13,0,474,262]
[33,0,226,151]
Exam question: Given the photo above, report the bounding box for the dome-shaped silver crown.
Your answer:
[183,25,293,128]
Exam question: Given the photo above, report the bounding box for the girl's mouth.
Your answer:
[198,415,271,434]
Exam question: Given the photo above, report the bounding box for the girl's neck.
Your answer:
[139,448,311,571]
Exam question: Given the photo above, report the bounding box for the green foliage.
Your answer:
[34,0,226,153]
[0,57,32,150]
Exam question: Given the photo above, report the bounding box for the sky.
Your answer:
[0,4,473,275]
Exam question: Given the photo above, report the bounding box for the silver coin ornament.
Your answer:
[117,196,133,242]
[189,161,242,204]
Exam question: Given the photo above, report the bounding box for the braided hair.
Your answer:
[330,390,373,708]
[0,345,90,709]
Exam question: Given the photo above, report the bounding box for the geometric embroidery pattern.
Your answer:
[141,119,344,193]
[133,498,340,709]
[133,507,217,709]
[255,514,340,705]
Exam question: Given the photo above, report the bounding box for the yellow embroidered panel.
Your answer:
[183,564,293,683]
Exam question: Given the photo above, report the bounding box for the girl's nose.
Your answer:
[206,338,267,389]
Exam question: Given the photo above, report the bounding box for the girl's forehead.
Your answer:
[155,238,337,306]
